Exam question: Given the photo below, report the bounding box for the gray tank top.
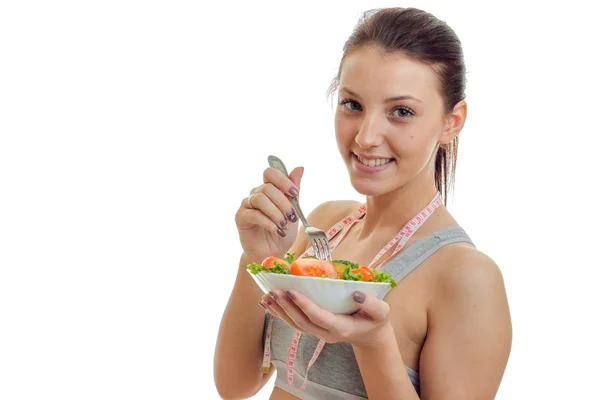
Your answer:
[262,225,474,399]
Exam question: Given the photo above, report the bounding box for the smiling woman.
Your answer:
[333,44,463,205]
[214,7,511,400]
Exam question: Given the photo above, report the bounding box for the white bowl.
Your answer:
[247,271,393,314]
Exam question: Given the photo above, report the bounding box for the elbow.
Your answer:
[213,346,269,399]
[214,384,243,400]
[214,370,262,400]
[214,378,243,400]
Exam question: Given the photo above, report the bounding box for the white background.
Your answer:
[1,0,599,399]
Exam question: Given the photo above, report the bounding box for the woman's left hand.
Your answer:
[261,289,391,347]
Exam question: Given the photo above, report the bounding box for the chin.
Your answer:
[348,175,403,197]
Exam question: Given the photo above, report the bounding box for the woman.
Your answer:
[214,7,511,400]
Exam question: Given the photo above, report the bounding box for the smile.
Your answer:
[351,153,396,173]
[354,153,394,167]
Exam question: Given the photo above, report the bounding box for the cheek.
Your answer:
[334,112,355,146]
[387,128,421,154]
[389,124,439,160]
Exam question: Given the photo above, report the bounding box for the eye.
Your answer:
[339,98,362,112]
[392,106,415,118]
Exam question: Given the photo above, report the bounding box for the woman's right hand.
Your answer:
[235,165,304,262]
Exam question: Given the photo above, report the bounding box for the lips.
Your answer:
[353,153,394,167]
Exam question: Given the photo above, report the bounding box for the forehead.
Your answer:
[339,45,440,101]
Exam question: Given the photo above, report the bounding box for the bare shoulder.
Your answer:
[418,245,512,398]
[434,245,507,299]
[428,244,511,331]
[306,200,362,229]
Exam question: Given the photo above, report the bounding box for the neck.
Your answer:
[358,176,441,239]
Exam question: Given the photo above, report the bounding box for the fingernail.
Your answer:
[353,291,365,304]
[277,228,286,237]
[287,210,297,222]
[269,291,278,301]
[265,299,272,306]
[289,187,299,197]
[285,290,295,301]
[280,218,288,227]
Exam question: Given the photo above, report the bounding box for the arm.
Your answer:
[213,253,278,400]
[213,200,360,399]
[354,249,511,400]
[418,250,512,399]
[353,323,420,399]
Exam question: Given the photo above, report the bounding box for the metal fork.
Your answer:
[268,155,332,261]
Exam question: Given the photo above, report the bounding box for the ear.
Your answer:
[440,100,467,145]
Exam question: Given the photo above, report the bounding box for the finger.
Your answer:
[245,192,290,234]
[257,183,298,225]
[263,167,302,198]
[287,167,304,194]
[269,290,331,338]
[284,289,344,331]
[238,203,286,238]
[352,291,390,322]
[262,295,303,331]
[261,299,281,319]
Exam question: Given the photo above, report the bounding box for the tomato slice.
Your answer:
[351,265,374,282]
[290,258,338,279]
[261,256,291,272]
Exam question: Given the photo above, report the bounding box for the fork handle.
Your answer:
[268,155,310,227]
[288,196,310,227]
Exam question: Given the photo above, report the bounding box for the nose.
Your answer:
[354,113,385,149]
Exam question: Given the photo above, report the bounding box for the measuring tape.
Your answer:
[262,192,443,391]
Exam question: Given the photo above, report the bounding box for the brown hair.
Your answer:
[329,8,467,205]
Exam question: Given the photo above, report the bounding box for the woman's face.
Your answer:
[335,45,461,197]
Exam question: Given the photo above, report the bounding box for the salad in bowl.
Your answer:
[247,253,396,314]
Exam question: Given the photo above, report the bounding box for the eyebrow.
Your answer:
[340,87,423,103]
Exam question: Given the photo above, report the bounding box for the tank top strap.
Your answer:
[379,225,475,283]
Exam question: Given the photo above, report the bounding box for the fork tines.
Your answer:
[311,236,332,261]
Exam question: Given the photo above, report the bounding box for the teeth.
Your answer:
[357,155,392,167]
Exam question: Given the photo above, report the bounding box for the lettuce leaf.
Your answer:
[341,265,362,281]
[247,262,289,275]
[284,253,295,264]
[337,261,397,287]
[372,269,397,288]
